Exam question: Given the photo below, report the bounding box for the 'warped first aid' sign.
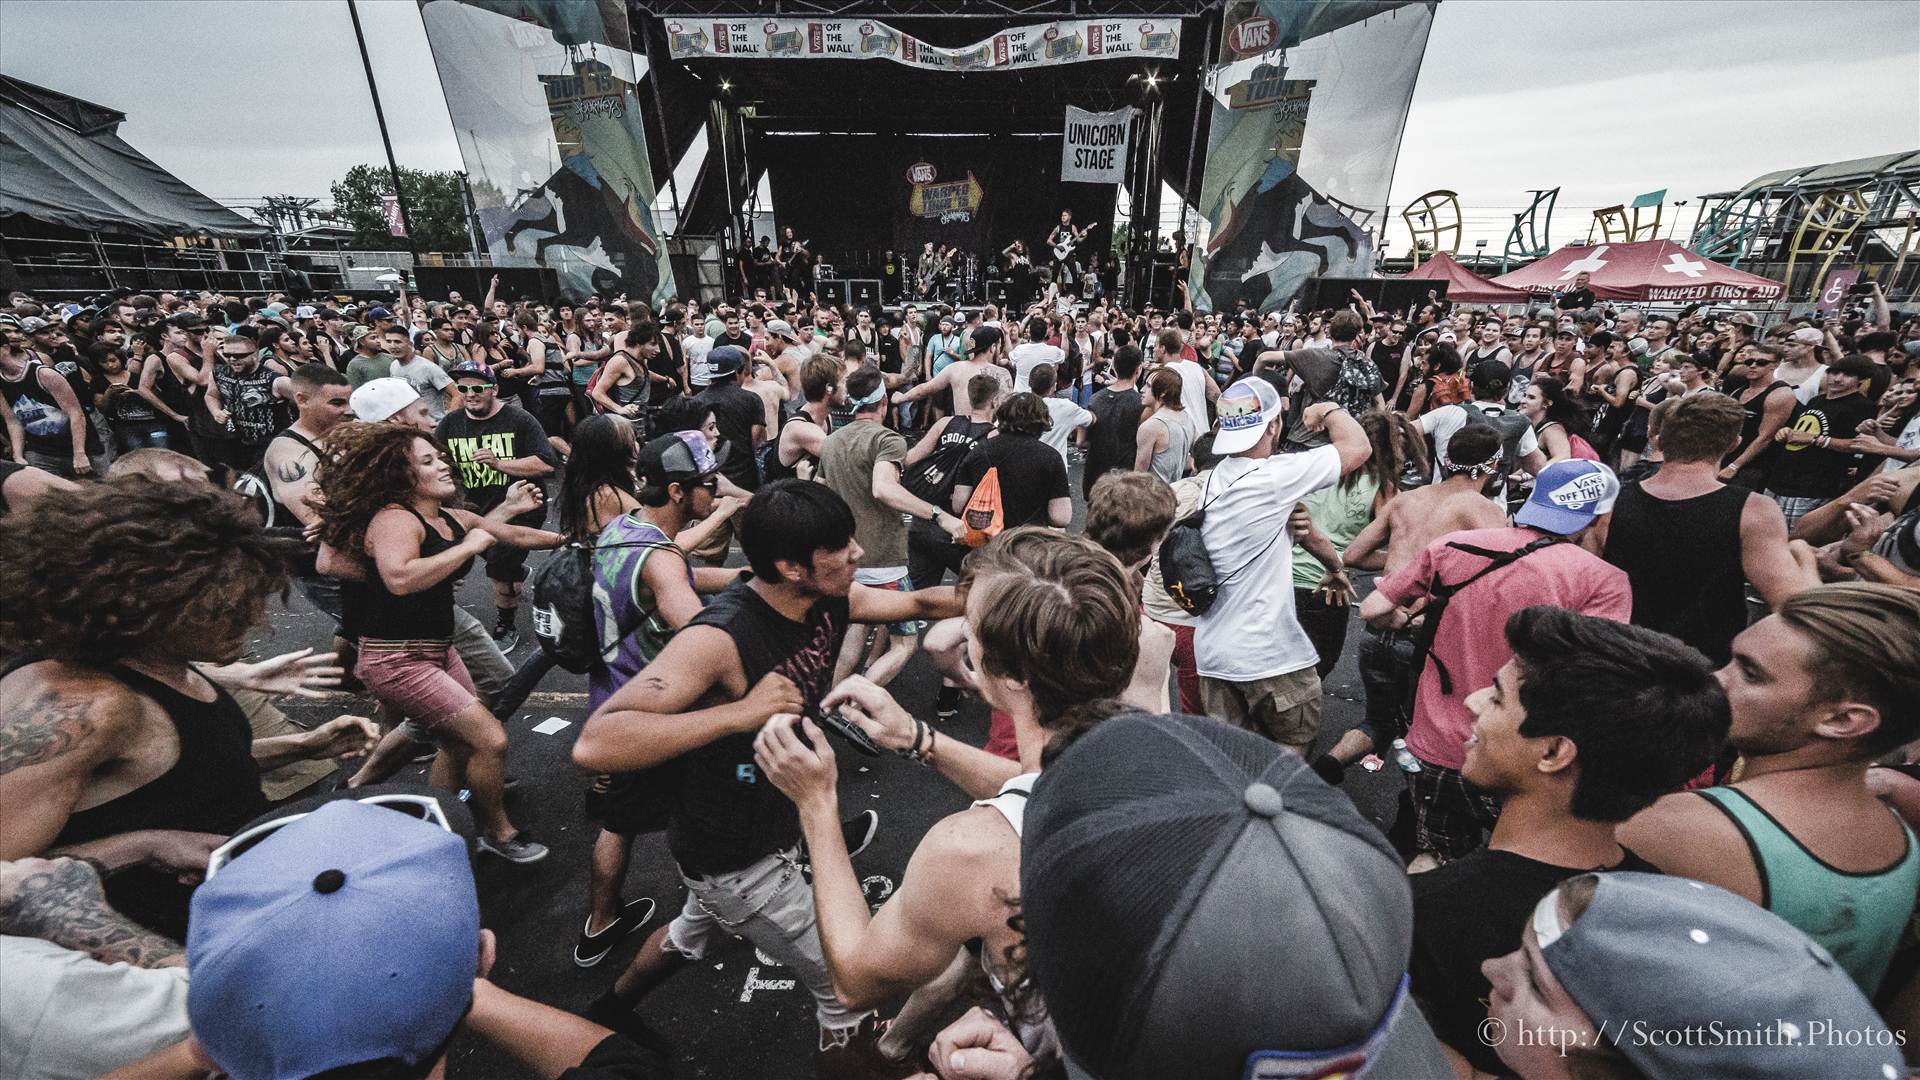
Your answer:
[666,17,1181,70]
[1061,106,1135,184]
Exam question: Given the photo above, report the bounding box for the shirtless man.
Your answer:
[763,318,810,401]
[1334,425,1510,768]
[892,325,1010,419]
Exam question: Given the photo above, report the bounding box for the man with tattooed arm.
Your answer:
[0,476,377,937]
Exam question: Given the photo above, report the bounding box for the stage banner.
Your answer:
[417,0,674,305]
[1061,106,1134,185]
[665,16,1180,70]
[1190,1,1435,314]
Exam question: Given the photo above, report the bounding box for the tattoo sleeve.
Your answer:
[0,860,183,967]
[0,689,95,775]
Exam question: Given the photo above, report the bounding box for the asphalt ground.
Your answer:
[254,462,1398,1080]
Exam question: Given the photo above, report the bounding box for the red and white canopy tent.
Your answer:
[1491,240,1784,303]
[1399,251,1530,304]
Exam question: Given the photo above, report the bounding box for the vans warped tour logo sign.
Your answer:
[906,163,983,224]
[667,17,1180,70]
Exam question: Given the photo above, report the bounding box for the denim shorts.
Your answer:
[355,641,477,730]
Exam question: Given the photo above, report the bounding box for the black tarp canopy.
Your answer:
[0,75,268,238]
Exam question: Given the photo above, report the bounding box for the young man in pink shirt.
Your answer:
[1359,459,1631,866]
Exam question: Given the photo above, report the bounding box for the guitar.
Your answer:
[1051,222,1094,263]
[780,239,811,272]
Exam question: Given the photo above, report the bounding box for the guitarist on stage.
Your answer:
[1046,209,1093,286]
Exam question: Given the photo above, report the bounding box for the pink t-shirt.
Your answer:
[1375,527,1632,770]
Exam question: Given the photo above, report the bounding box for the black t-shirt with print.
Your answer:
[1411,847,1659,1075]
[435,402,558,512]
[1765,392,1874,498]
[670,579,849,877]
[953,432,1070,528]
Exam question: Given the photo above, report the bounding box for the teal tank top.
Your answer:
[1697,786,1920,994]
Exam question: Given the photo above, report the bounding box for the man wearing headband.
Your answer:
[819,366,964,685]
[1320,426,1510,780]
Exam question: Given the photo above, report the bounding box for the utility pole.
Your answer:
[347,0,417,258]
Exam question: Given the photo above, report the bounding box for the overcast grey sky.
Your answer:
[1,0,1914,250]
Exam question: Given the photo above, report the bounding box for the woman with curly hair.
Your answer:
[316,420,560,863]
[0,474,377,935]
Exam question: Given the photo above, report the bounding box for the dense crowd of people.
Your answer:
[2,268,1919,1080]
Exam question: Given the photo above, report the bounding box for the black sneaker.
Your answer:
[493,628,521,653]
[842,810,879,858]
[935,685,961,721]
[573,896,658,968]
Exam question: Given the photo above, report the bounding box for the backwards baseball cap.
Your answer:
[707,344,746,377]
[366,305,395,321]
[1788,326,1827,347]
[1515,458,1619,535]
[1211,377,1285,455]
[448,362,495,384]
[764,318,796,340]
[1529,872,1901,1080]
[350,376,422,422]
[1022,712,1452,1080]
[637,429,726,486]
[187,796,481,1080]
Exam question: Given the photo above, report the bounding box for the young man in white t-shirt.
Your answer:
[1153,327,1218,426]
[1008,315,1064,393]
[1028,362,1091,465]
[1196,376,1370,755]
[1418,360,1547,503]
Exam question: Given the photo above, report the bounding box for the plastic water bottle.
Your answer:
[1391,738,1422,774]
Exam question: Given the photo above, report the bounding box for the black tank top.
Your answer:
[760,411,821,483]
[1602,482,1750,665]
[5,657,270,937]
[341,506,471,641]
[1731,381,1790,463]
[267,428,322,527]
[667,579,850,877]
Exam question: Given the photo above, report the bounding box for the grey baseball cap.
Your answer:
[1536,872,1902,1080]
[1022,712,1451,1080]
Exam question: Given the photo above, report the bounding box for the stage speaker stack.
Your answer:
[986,280,1011,306]
[816,280,851,307]
[848,279,882,308]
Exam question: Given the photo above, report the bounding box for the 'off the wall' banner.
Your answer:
[1061,106,1134,184]
[1191,1,1434,314]
[666,17,1180,70]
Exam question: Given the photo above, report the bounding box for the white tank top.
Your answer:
[972,772,1038,835]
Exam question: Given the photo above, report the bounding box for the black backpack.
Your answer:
[904,416,993,506]
[1406,536,1566,695]
[530,535,673,673]
[1154,463,1272,617]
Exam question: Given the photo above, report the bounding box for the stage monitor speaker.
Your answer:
[816,279,850,307]
[413,266,561,306]
[848,279,882,308]
[1302,277,1447,314]
[986,281,1011,306]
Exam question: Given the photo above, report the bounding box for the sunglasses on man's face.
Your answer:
[456,383,494,394]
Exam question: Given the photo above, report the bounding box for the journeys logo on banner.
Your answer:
[907,163,983,224]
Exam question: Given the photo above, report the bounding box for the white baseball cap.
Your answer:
[1212,378,1286,455]
[349,377,421,422]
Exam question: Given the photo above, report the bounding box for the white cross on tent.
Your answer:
[1662,252,1706,278]
[1558,246,1610,280]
